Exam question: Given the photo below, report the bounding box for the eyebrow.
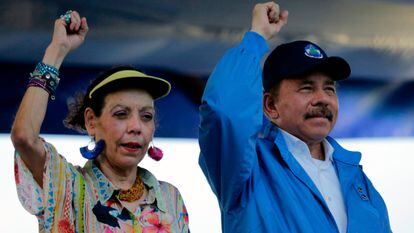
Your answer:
[299,79,314,85]
[140,106,155,112]
[110,104,154,111]
[299,79,336,86]
[325,80,336,86]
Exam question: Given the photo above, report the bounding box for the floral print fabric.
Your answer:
[14,141,189,233]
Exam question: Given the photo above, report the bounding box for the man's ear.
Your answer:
[84,107,97,136]
[263,92,279,122]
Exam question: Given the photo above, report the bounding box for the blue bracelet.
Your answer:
[35,62,59,77]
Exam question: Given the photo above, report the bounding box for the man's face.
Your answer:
[273,73,339,144]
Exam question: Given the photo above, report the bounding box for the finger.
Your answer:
[71,11,82,31]
[270,10,288,34]
[54,18,67,35]
[268,4,280,23]
[278,10,289,25]
[264,1,277,8]
[67,11,74,31]
[68,11,77,31]
[58,14,68,28]
[79,17,89,37]
[260,2,279,23]
[265,1,278,13]
[55,17,65,28]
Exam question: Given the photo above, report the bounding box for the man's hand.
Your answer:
[251,2,288,40]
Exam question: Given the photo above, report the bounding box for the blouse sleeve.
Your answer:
[14,140,77,231]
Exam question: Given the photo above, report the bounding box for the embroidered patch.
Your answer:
[304,44,323,59]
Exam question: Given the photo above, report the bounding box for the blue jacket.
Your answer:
[199,32,392,233]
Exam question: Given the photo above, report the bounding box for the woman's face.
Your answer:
[89,89,155,169]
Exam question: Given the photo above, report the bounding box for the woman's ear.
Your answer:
[263,93,279,122]
[84,107,97,135]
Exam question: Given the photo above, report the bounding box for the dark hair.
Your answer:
[267,80,282,101]
[64,66,150,133]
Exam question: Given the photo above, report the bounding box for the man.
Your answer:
[198,2,392,233]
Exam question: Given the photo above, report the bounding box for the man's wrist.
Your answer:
[250,29,268,41]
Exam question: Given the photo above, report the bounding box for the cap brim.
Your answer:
[116,76,171,100]
[89,70,171,100]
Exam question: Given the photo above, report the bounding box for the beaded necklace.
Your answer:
[116,175,145,202]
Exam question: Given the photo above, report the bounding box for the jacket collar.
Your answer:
[263,122,363,204]
[263,123,327,204]
[326,137,361,165]
[262,122,362,166]
[325,137,363,201]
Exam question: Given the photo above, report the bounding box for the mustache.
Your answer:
[304,106,334,121]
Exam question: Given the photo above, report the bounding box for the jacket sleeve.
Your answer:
[198,32,269,212]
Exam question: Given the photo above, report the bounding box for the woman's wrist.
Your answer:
[42,43,69,69]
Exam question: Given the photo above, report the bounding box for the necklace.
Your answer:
[116,175,145,202]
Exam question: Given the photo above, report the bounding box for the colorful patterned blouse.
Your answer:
[14,141,189,233]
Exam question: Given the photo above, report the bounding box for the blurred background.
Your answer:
[1,0,413,232]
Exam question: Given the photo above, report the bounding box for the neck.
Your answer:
[95,156,137,190]
[306,141,325,160]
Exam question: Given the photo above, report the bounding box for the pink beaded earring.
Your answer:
[148,142,163,161]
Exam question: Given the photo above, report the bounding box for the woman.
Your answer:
[11,10,189,232]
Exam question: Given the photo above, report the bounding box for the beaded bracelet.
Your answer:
[28,62,60,100]
[35,62,59,76]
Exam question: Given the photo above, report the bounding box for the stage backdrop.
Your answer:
[1,63,414,138]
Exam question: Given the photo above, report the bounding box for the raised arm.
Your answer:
[11,11,88,186]
[198,2,288,211]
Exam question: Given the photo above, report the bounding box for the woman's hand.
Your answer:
[52,11,89,54]
[43,10,89,68]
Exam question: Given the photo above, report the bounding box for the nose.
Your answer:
[310,89,331,107]
[127,114,142,135]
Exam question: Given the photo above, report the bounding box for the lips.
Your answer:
[120,142,143,153]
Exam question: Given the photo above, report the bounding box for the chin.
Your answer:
[308,130,331,141]
[116,154,145,168]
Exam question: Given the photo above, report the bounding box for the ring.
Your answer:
[60,10,73,24]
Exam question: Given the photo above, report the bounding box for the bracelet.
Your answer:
[28,73,59,100]
[28,62,60,100]
[27,78,47,90]
[35,62,59,77]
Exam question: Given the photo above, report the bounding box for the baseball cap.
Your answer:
[262,40,351,91]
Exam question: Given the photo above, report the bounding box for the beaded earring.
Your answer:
[148,142,163,161]
[80,136,105,159]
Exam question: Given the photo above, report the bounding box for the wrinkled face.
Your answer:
[273,73,339,144]
[91,89,155,168]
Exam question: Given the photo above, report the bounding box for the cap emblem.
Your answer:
[304,44,323,59]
